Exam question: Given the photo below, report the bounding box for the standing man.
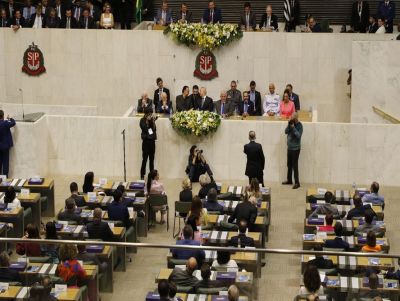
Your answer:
[227,80,242,109]
[351,0,370,32]
[175,2,192,23]
[140,109,157,180]
[377,0,395,33]
[202,0,222,24]
[282,112,303,189]
[244,131,265,186]
[153,77,170,110]
[0,111,16,178]
[240,2,256,31]
[248,81,262,116]
[285,84,300,111]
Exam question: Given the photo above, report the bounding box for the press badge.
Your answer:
[148,128,153,135]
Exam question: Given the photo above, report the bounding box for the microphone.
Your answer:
[18,88,25,121]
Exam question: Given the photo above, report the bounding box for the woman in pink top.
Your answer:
[280,91,295,118]
[146,169,167,224]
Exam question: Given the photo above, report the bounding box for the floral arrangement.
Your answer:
[170,110,221,136]
[164,22,243,50]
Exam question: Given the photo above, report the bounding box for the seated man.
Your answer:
[259,5,278,31]
[362,182,384,206]
[229,220,255,248]
[168,257,199,290]
[263,83,280,116]
[357,273,388,300]
[58,198,83,224]
[107,189,132,228]
[154,0,172,25]
[306,245,334,269]
[324,222,350,251]
[309,191,340,219]
[347,194,376,220]
[66,182,85,208]
[195,263,226,292]
[0,251,21,283]
[306,16,322,32]
[171,225,205,265]
[228,285,239,301]
[316,214,334,233]
[203,188,223,214]
[86,208,114,241]
[157,92,173,114]
[137,92,153,113]
[202,0,222,24]
[228,196,257,230]
[157,279,170,301]
[214,90,235,117]
[238,91,255,116]
[354,209,384,237]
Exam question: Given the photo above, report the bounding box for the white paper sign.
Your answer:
[317,188,327,195]
[20,189,30,196]
[108,222,115,229]
[99,178,107,185]
[0,282,9,291]
[0,175,6,183]
[88,192,96,201]
[54,284,67,295]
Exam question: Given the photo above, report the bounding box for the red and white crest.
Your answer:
[22,42,46,76]
[194,50,218,80]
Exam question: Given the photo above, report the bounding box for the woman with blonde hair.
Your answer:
[100,2,114,29]
[179,177,192,203]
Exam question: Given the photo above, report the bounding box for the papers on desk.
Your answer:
[87,192,97,202]
[326,278,339,286]
[317,188,327,195]
[319,271,327,283]
[303,234,316,241]
[228,186,234,194]
[368,258,380,265]
[17,179,26,187]
[0,282,9,292]
[20,189,30,197]
[10,179,19,186]
[99,178,107,185]
[54,284,67,297]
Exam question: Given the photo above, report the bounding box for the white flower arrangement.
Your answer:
[170,110,221,136]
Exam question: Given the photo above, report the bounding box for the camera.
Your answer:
[288,120,294,126]
[196,149,203,154]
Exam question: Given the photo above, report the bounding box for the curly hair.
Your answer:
[59,244,78,262]
[303,265,321,294]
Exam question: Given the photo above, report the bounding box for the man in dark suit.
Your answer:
[154,0,172,25]
[307,16,322,32]
[60,8,78,28]
[351,0,370,32]
[9,9,26,29]
[140,110,157,179]
[367,15,379,32]
[79,8,95,28]
[168,257,199,289]
[248,81,262,116]
[377,0,395,33]
[45,7,60,27]
[190,85,201,110]
[87,0,100,22]
[157,92,173,114]
[238,91,255,117]
[0,251,21,283]
[286,84,300,111]
[86,208,114,241]
[153,77,170,109]
[244,130,265,186]
[0,9,9,27]
[171,225,205,264]
[214,90,235,117]
[306,245,334,269]
[324,222,350,251]
[0,111,15,178]
[259,5,278,31]
[58,198,83,224]
[30,5,46,28]
[175,2,192,23]
[176,85,192,112]
[239,2,256,31]
[117,0,132,29]
[53,0,66,20]
[40,0,51,17]
[347,194,376,220]
[107,190,132,228]
[5,0,17,19]
[229,220,255,248]
[228,196,257,230]
[66,182,86,207]
[202,0,222,24]
[195,87,214,112]
[137,92,153,113]
[139,0,153,21]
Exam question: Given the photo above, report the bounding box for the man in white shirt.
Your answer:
[23,0,35,20]
[263,83,280,116]
[376,17,386,33]
[30,5,44,28]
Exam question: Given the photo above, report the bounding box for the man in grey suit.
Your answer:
[214,91,235,117]
[176,85,192,112]
[239,2,256,31]
[168,257,199,290]
[154,0,172,25]
[137,92,153,113]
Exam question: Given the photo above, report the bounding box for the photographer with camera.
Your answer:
[282,112,303,189]
[140,108,158,180]
[186,145,214,183]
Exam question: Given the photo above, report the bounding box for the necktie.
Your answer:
[67,17,70,28]
[202,97,205,107]
[246,13,249,27]
[85,17,88,28]
[210,10,213,22]
[16,19,19,26]
[244,103,248,113]
[267,16,270,27]
[182,13,185,20]
[221,103,225,114]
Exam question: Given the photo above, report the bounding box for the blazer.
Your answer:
[202,7,222,24]
[89,5,101,22]
[238,101,255,116]
[228,201,257,228]
[351,0,370,32]
[311,23,322,32]
[156,101,173,114]
[290,92,300,111]
[203,201,223,214]
[0,18,9,27]
[195,96,214,112]
[154,8,172,24]
[239,11,256,30]
[0,267,21,283]
[137,98,153,113]
[54,4,67,19]
[29,14,46,27]
[79,15,95,29]
[0,119,15,150]
[346,204,375,220]
[259,13,278,30]
[176,95,192,112]
[198,182,217,199]
[107,201,132,228]
[175,10,192,23]
[377,1,395,24]
[324,237,350,250]
[214,100,235,116]
[367,22,378,33]
[229,233,255,248]
[58,209,83,224]
[45,16,61,28]
[153,87,170,108]
[244,140,265,178]
[168,267,199,289]
[140,117,157,141]
[247,90,262,116]
[66,194,86,207]
[307,257,334,269]
[60,16,78,28]
[9,16,26,27]
[179,189,193,202]
[171,239,205,262]
[86,220,114,241]
[5,4,16,19]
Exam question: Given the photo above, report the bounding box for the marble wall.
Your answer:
[10,115,400,186]
[351,40,400,124]
[0,29,394,122]
[0,103,98,117]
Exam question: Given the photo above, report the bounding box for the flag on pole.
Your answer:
[283,0,291,22]
[136,0,142,23]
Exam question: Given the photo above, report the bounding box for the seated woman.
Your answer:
[188,196,209,228]
[299,265,324,296]
[41,222,59,264]
[198,174,217,199]
[362,230,382,253]
[280,89,295,119]
[100,2,114,29]
[82,171,104,194]
[16,224,42,257]
[179,178,193,203]
[186,145,214,183]
[146,169,167,224]
[56,244,87,287]
[246,178,263,202]
[211,251,238,272]
[0,186,21,208]
[184,214,202,242]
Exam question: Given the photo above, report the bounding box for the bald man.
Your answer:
[156,92,173,114]
[263,83,280,116]
[244,131,265,186]
[228,284,239,301]
[86,208,114,241]
[137,92,153,113]
[259,5,278,31]
[168,257,199,289]
[195,87,214,112]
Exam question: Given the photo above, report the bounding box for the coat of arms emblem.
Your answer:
[22,42,46,76]
[193,50,218,80]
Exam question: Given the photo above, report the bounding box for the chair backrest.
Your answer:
[28,256,51,263]
[149,194,168,206]
[197,287,228,294]
[217,192,232,200]
[318,268,338,276]
[168,258,187,268]
[174,201,191,214]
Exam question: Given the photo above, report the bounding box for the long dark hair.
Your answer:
[303,265,321,293]
[82,171,94,193]
[186,214,199,234]
[25,224,40,239]
[190,145,197,156]
[147,170,158,194]
[4,187,16,204]
[190,196,203,217]
[45,222,58,240]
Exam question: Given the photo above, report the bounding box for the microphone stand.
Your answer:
[19,88,25,121]
[121,129,126,182]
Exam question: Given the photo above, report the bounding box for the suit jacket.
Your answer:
[107,201,132,228]
[239,11,256,30]
[238,101,255,116]
[259,13,278,30]
[9,16,26,27]
[60,16,78,28]
[140,117,157,141]
[171,239,205,263]
[29,14,46,27]
[54,4,67,19]
[195,96,214,112]
[203,200,223,214]
[168,267,199,289]
[176,95,192,112]
[214,100,234,116]
[5,4,16,19]
[289,0,300,25]
[179,189,192,202]
[228,201,257,228]
[175,10,192,23]
[58,209,83,224]
[45,16,60,28]
[247,90,262,116]
[79,15,95,28]
[307,257,334,269]
[347,204,375,220]
[86,220,114,241]
[0,17,8,27]
[324,237,350,250]
[66,194,86,207]
[157,101,173,114]
[137,98,153,113]
[244,140,265,178]
[368,22,378,33]
[0,119,15,150]
[290,92,300,111]
[311,23,322,32]
[377,1,395,24]
[229,233,255,248]
[351,1,370,32]
[0,267,21,283]
[154,8,172,24]
[198,182,217,199]
[202,7,222,24]
[153,87,170,109]
[190,94,201,110]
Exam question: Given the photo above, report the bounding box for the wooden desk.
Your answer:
[201,230,262,248]
[0,286,81,301]
[23,178,55,217]
[0,207,24,237]
[305,203,384,220]
[304,218,386,235]
[16,192,41,228]
[219,184,271,203]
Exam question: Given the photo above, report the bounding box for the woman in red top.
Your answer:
[16,224,42,257]
[280,90,296,119]
[316,214,334,233]
[56,244,87,287]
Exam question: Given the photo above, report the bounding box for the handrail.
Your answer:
[1,238,399,259]
[372,106,400,124]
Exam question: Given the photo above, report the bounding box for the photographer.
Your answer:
[140,108,157,180]
[282,112,303,189]
[186,145,214,183]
